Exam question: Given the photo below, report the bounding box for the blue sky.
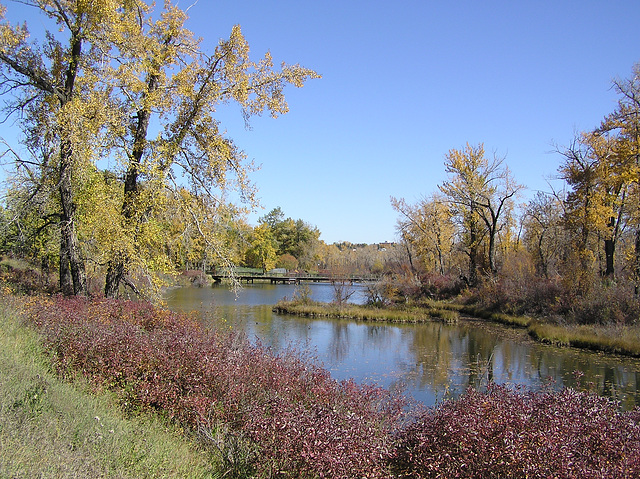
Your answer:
[2,1,640,244]
[193,0,640,244]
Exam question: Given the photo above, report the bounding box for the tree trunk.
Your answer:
[436,244,445,275]
[59,236,73,296]
[57,27,86,295]
[634,228,640,296]
[468,210,479,286]
[104,73,159,298]
[604,237,615,279]
[537,234,548,279]
[58,139,87,296]
[487,228,497,275]
[104,260,124,298]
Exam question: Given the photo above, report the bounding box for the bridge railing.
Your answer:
[208,268,381,282]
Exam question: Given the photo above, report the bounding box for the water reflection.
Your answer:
[165,283,640,410]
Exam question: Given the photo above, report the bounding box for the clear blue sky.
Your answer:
[2,1,640,244]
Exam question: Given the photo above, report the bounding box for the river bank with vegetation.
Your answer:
[274,296,640,358]
[273,297,461,323]
[0,293,218,478]
[2,280,640,478]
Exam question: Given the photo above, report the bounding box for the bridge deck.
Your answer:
[210,274,376,284]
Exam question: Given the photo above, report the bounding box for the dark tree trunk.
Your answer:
[634,228,640,296]
[604,237,615,279]
[56,26,86,295]
[59,236,73,296]
[537,234,548,279]
[58,137,86,296]
[104,73,159,298]
[487,227,497,275]
[104,261,124,298]
[468,211,479,287]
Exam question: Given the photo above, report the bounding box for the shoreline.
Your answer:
[274,299,640,358]
[4,291,639,477]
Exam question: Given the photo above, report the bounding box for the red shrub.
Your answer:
[23,295,408,478]
[392,383,640,478]
[22,296,640,478]
[418,273,465,300]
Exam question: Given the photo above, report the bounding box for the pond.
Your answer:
[165,282,640,410]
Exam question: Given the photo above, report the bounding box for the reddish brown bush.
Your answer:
[23,296,408,478]
[392,383,640,478]
[418,273,465,300]
[21,296,640,478]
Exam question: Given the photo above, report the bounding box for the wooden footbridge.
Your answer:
[210,272,378,285]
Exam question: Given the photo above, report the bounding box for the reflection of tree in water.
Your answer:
[173,286,640,410]
[407,323,454,392]
[405,319,640,409]
[403,322,499,399]
[366,324,396,349]
[328,321,350,363]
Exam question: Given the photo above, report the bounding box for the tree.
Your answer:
[599,63,640,291]
[522,191,565,278]
[259,207,286,230]
[439,143,522,283]
[245,223,278,272]
[391,193,454,275]
[102,6,319,296]
[557,130,631,282]
[0,1,123,294]
[276,253,298,271]
[258,207,321,269]
[586,130,631,279]
[0,1,319,298]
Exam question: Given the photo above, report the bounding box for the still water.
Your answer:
[165,282,640,410]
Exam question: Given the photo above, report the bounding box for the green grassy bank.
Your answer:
[0,296,218,478]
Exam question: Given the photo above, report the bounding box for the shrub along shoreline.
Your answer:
[274,298,640,358]
[0,294,217,478]
[3,291,639,478]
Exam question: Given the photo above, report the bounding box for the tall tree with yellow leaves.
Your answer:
[0,1,319,298]
[439,143,521,284]
[391,193,454,275]
[0,1,126,295]
[102,3,319,297]
[599,63,640,291]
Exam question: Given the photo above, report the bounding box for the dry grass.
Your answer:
[528,321,640,357]
[273,299,460,323]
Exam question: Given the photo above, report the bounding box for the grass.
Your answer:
[0,295,218,478]
[273,299,460,323]
[528,321,640,357]
[444,302,533,327]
